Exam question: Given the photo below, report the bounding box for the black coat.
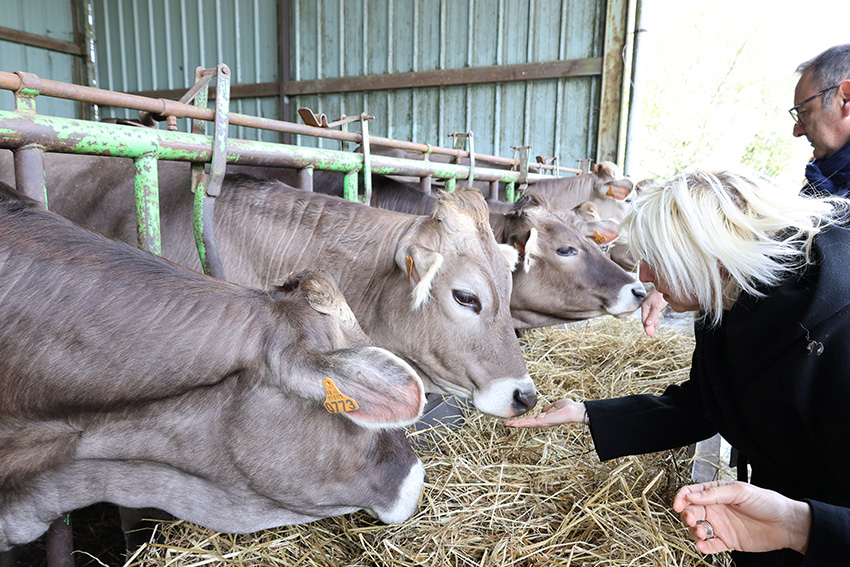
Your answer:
[585,226,850,566]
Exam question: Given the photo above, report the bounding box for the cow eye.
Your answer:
[557,246,578,257]
[453,289,481,314]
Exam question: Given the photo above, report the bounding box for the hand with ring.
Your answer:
[673,481,812,555]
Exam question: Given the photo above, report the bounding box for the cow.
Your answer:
[364,179,646,328]
[521,161,634,221]
[487,194,645,328]
[259,153,639,271]
[34,156,537,418]
[519,162,638,271]
[0,180,428,552]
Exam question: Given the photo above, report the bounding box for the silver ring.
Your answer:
[695,519,716,540]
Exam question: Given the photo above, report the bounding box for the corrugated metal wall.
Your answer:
[92,0,281,142]
[0,0,79,118]
[289,0,612,166]
[1,0,626,165]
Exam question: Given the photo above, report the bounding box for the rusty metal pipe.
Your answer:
[13,144,47,204]
[0,111,555,184]
[0,71,526,169]
[45,517,73,567]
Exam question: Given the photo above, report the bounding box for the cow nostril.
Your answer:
[633,286,647,300]
[513,389,538,414]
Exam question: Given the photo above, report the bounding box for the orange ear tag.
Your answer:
[405,255,415,283]
[323,377,360,413]
[606,185,616,198]
[593,231,607,245]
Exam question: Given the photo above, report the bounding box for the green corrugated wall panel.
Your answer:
[92,0,280,142]
[290,0,611,166]
[2,0,617,163]
[0,0,78,118]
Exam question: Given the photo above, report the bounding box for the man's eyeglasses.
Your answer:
[789,85,839,124]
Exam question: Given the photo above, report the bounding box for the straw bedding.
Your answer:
[126,316,730,567]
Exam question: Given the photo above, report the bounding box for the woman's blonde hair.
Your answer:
[623,169,846,327]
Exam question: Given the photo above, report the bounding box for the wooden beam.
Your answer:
[126,57,601,105]
[128,81,280,102]
[597,0,630,164]
[284,57,602,96]
[0,25,83,56]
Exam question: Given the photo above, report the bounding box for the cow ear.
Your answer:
[288,270,354,319]
[601,179,634,200]
[316,347,426,428]
[498,243,519,272]
[578,219,620,245]
[395,243,443,310]
[505,228,539,273]
[518,227,540,273]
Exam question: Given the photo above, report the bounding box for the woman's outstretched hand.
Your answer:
[503,398,587,428]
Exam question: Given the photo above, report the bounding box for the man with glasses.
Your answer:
[791,43,850,197]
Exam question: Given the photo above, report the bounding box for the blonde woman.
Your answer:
[506,170,850,566]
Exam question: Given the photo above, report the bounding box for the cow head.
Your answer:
[491,196,646,328]
[387,188,537,418]
[591,161,635,202]
[269,270,426,429]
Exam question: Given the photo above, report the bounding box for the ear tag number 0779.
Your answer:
[323,377,360,413]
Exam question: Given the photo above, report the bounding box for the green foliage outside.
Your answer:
[630,1,844,189]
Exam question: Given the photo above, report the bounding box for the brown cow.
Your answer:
[38,157,536,418]
[521,162,637,271]
[488,195,645,328]
[0,181,427,551]
[367,181,646,328]
[524,162,634,221]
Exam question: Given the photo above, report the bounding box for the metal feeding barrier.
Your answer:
[0,65,589,277]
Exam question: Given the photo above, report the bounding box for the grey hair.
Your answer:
[796,43,850,107]
[623,170,845,327]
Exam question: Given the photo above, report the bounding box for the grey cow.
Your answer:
[36,156,537,418]
[0,181,427,551]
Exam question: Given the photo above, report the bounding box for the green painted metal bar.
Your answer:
[343,169,358,202]
[444,178,457,193]
[184,65,229,280]
[12,72,39,115]
[133,153,161,256]
[192,180,224,282]
[505,181,516,203]
[190,70,212,271]
[0,110,548,184]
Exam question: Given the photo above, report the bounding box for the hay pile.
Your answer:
[126,316,730,567]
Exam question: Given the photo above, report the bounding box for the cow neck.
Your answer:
[217,185,419,299]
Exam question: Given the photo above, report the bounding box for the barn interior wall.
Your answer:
[1,0,626,166]
[290,0,616,167]
[91,0,281,142]
[0,0,80,118]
